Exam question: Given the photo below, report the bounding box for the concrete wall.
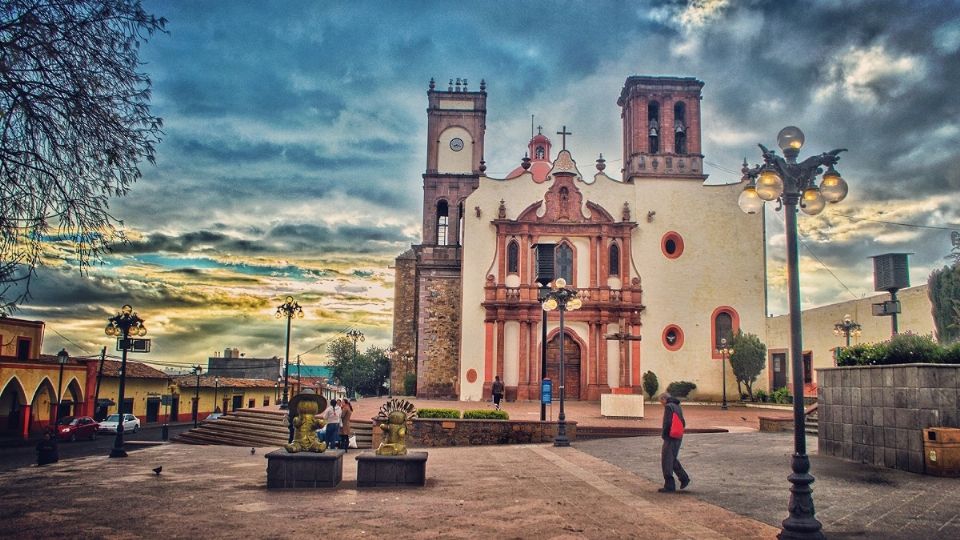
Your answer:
[817,364,959,474]
[371,418,578,447]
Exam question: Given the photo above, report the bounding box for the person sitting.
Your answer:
[36,431,59,466]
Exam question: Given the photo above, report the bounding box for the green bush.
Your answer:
[836,333,943,366]
[462,409,509,420]
[754,389,768,402]
[642,371,659,400]
[403,372,417,395]
[771,387,791,404]
[666,381,697,398]
[417,408,461,419]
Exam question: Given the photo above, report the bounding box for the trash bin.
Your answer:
[923,428,960,477]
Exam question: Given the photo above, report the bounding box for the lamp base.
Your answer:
[109,448,128,458]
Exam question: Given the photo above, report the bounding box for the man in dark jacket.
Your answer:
[659,392,690,492]
[491,376,505,410]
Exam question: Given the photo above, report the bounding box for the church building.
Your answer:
[392,76,766,402]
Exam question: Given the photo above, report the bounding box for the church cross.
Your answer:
[557,125,572,150]
[537,125,543,135]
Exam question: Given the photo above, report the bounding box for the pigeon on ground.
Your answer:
[152,466,162,476]
[250,447,255,454]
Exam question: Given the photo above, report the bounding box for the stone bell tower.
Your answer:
[618,76,706,182]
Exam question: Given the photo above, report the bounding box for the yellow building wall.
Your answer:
[0,318,44,359]
[763,285,934,390]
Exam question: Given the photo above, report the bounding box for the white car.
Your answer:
[98,413,140,433]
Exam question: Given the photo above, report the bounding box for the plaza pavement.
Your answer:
[0,398,957,539]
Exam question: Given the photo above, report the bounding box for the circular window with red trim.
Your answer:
[466,369,478,383]
[662,325,684,351]
[661,231,684,259]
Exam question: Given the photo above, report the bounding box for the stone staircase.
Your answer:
[173,408,373,449]
[805,409,819,437]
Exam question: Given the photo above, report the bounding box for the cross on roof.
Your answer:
[537,125,543,135]
[557,125,572,150]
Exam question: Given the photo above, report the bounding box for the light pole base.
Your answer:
[553,438,570,447]
[109,448,128,458]
[279,404,288,410]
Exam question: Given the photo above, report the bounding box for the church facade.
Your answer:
[392,76,767,402]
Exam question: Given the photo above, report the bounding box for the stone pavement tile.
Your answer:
[0,442,777,539]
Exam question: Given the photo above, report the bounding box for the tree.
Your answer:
[642,370,658,400]
[326,338,389,397]
[0,1,166,312]
[729,330,766,400]
[929,264,960,344]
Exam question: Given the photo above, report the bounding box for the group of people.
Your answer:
[318,397,353,450]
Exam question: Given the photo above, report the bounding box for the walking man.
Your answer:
[491,376,505,410]
[659,392,690,492]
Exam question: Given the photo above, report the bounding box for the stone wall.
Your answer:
[391,250,418,393]
[416,262,461,399]
[817,364,960,474]
[370,418,577,448]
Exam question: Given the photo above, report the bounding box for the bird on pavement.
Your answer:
[152,466,162,476]
[250,448,255,454]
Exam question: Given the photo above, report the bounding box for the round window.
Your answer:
[662,325,684,351]
[661,232,684,259]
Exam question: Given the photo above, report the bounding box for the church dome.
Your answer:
[506,131,553,182]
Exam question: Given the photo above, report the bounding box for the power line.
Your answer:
[831,212,960,232]
[772,212,860,301]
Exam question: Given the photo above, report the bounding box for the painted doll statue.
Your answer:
[375,398,417,456]
[284,389,327,453]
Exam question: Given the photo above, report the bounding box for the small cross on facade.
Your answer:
[557,125,572,150]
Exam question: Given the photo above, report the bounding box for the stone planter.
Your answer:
[816,364,959,474]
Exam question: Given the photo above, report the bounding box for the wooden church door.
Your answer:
[546,333,581,400]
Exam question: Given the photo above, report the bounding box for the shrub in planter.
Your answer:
[941,342,960,364]
[462,409,509,420]
[771,387,791,404]
[666,381,697,398]
[403,372,417,395]
[417,408,461,419]
[754,389,768,403]
[642,371,659,400]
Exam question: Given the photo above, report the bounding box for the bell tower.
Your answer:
[422,77,487,246]
[618,76,706,182]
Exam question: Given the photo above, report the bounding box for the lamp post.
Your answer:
[346,329,364,400]
[540,277,582,447]
[737,126,847,540]
[275,295,304,409]
[538,279,550,422]
[213,376,220,414]
[275,376,281,404]
[192,365,202,428]
[55,348,69,422]
[717,338,732,410]
[833,314,862,348]
[104,304,147,458]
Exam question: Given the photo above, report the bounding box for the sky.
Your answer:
[21,0,960,371]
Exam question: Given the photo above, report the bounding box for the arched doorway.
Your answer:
[30,379,57,433]
[0,378,27,436]
[546,332,581,400]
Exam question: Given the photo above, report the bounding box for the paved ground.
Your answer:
[1,399,957,539]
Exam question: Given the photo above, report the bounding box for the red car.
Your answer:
[55,416,100,442]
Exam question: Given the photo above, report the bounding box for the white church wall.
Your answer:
[504,321,520,386]
[607,334,620,387]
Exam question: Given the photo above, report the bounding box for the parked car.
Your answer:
[55,416,99,441]
[98,413,140,434]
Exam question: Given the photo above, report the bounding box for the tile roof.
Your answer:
[172,375,278,389]
[99,359,168,379]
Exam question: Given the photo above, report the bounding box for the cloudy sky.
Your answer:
[23,0,960,371]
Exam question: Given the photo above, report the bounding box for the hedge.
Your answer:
[462,409,509,420]
[416,408,461,419]
[836,332,960,366]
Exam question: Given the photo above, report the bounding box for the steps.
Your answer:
[805,411,819,437]
[173,408,373,449]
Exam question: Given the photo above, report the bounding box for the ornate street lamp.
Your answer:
[541,277,582,447]
[346,329,365,399]
[213,376,220,414]
[275,295,304,409]
[104,304,147,458]
[275,376,281,404]
[717,338,732,411]
[833,314,862,348]
[192,365,202,427]
[55,348,69,422]
[737,126,847,540]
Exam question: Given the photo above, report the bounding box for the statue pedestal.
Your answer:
[356,452,428,487]
[265,449,343,489]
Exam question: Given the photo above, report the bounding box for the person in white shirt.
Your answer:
[321,399,342,449]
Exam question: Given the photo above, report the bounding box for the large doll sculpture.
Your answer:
[375,398,417,456]
[284,389,327,453]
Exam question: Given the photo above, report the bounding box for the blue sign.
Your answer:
[541,378,553,404]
